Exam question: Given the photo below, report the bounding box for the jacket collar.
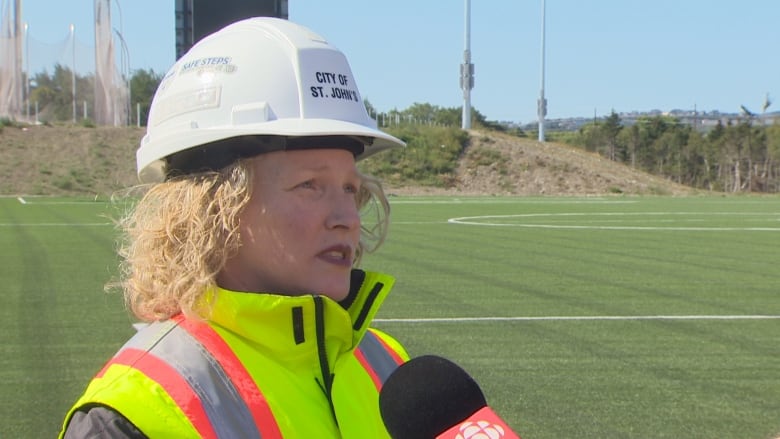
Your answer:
[203,269,395,363]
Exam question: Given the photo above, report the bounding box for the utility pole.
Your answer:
[460,0,474,130]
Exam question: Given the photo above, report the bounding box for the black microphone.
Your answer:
[379,355,521,439]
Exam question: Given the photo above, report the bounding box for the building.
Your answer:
[175,0,288,59]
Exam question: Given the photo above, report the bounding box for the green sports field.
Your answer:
[1,195,779,438]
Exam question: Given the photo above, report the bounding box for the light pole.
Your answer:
[70,24,76,123]
[460,0,474,130]
[538,0,547,142]
[114,0,132,125]
[24,22,29,121]
[114,0,124,40]
[114,28,131,125]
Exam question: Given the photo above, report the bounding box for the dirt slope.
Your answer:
[388,130,694,196]
[0,124,694,196]
[0,124,142,196]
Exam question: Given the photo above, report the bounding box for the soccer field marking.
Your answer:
[14,196,109,205]
[448,212,780,231]
[0,223,112,227]
[375,315,780,323]
[390,198,638,205]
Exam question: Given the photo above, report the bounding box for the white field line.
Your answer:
[455,224,780,231]
[13,196,110,205]
[17,200,107,205]
[390,198,637,205]
[374,315,780,323]
[0,223,112,227]
[448,212,780,231]
[9,197,112,226]
[451,211,780,220]
[130,315,779,332]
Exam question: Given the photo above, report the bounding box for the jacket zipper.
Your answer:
[313,295,338,424]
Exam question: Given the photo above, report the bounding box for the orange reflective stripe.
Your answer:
[119,319,263,437]
[354,329,405,391]
[175,315,284,439]
[370,330,406,365]
[354,347,383,390]
[106,348,218,439]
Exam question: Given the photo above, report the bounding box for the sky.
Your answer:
[17,0,780,124]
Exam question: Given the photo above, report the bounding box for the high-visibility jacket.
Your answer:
[60,270,409,438]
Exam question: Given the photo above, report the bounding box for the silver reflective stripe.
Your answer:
[123,321,263,439]
[358,330,400,386]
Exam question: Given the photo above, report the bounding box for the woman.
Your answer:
[61,17,407,438]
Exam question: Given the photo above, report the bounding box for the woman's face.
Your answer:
[217,148,362,301]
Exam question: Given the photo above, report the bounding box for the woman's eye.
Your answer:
[298,180,315,189]
[344,183,358,194]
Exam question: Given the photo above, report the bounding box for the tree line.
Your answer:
[365,103,780,194]
[561,112,780,193]
[25,65,162,126]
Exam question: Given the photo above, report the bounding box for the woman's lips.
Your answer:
[318,244,353,267]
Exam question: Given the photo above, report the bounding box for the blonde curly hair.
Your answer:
[114,157,390,322]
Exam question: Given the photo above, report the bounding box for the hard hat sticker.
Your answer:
[179,57,238,75]
[310,71,360,102]
[152,86,222,126]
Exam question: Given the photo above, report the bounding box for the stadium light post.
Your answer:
[537,0,547,142]
[114,0,124,39]
[114,28,131,126]
[460,0,474,130]
[114,0,132,125]
[24,22,28,121]
[70,24,76,123]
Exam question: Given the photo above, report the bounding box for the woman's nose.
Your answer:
[326,191,361,230]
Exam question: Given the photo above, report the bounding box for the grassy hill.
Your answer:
[0,123,695,196]
[0,123,143,196]
[388,130,695,196]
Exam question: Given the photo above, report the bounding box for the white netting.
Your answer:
[0,0,129,124]
[0,0,22,119]
[27,29,95,77]
[94,0,128,126]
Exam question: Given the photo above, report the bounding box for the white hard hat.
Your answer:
[137,17,404,182]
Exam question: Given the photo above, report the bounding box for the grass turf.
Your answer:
[1,195,778,438]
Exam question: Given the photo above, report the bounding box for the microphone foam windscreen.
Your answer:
[379,355,487,439]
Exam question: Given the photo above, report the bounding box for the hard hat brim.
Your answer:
[137,119,405,183]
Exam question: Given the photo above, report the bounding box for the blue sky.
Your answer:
[18,0,780,124]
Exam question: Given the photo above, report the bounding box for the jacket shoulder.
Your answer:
[366,327,410,363]
[61,404,146,439]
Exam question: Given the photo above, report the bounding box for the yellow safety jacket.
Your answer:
[60,270,409,438]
